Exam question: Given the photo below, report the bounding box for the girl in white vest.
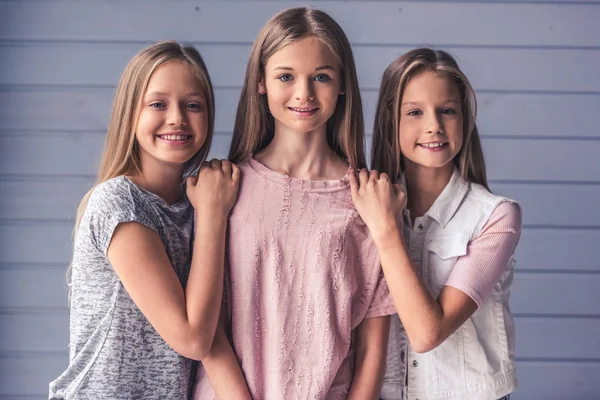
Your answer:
[349,48,522,400]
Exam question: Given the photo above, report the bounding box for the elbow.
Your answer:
[173,333,214,361]
[409,330,442,354]
[181,338,212,361]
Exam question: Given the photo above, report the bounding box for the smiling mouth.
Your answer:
[288,107,319,113]
[418,142,448,149]
[157,134,192,141]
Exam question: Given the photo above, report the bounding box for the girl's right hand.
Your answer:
[348,169,406,243]
[186,159,240,219]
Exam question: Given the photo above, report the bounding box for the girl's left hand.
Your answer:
[349,169,407,242]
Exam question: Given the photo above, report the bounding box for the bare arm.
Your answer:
[201,304,251,399]
[107,160,239,360]
[347,316,391,400]
[349,170,520,353]
[367,227,477,353]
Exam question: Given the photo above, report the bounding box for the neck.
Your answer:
[404,161,454,220]
[128,156,185,205]
[255,123,348,180]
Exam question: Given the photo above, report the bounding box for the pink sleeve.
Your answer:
[444,202,522,307]
[350,217,397,322]
[365,269,397,319]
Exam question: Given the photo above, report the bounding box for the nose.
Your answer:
[295,78,315,103]
[167,104,187,126]
[425,111,443,135]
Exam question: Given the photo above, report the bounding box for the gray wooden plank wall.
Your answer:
[0,1,599,399]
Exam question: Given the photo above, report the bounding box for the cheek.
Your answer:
[450,120,464,148]
[398,120,419,150]
[135,110,158,131]
[319,86,340,105]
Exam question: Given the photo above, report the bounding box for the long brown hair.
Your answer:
[68,41,215,292]
[228,7,366,169]
[371,48,489,190]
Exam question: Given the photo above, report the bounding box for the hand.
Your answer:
[186,159,240,219]
[348,169,406,242]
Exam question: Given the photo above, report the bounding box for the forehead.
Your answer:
[402,71,460,102]
[265,37,339,71]
[145,60,204,93]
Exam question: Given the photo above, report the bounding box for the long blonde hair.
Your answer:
[371,48,488,190]
[228,7,366,169]
[68,41,215,289]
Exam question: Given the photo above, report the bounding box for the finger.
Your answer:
[231,164,241,182]
[380,172,391,183]
[369,170,379,182]
[358,169,369,188]
[392,183,402,195]
[209,158,221,170]
[186,175,198,188]
[348,170,359,197]
[221,160,232,177]
[199,160,210,172]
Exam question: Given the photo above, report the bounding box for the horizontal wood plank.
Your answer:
[2,313,597,359]
[3,179,600,226]
[2,1,599,47]
[3,42,600,92]
[1,267,599,315]
[2,134,598,182]
[1,352,599,398]
[2,88,598,138]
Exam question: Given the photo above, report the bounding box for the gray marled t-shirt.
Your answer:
[49,176,195,399]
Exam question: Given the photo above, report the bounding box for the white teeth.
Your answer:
[420,142,445,148]
[290,107,316,112]
[160,135,188,141]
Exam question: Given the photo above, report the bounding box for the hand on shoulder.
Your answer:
[186,159,241,219]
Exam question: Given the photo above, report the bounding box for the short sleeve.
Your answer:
[349,214,397,322]
[445,201,522,306]
[365,268,396,319]
[84,178,158,256]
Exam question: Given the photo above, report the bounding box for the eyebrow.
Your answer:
[272,65,336,72]
[145,91,204,97]
[401,100,461,107]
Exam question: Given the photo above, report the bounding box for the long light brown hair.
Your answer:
[371,48,489,190]
[228,7,366,169]
[68,41,215,291]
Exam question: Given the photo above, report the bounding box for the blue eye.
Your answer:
[278,74,293,82]
[149,102,166,109]
[314,74,331,82]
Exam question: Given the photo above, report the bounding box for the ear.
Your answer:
[339,86,345,95]
[258,79,266,95]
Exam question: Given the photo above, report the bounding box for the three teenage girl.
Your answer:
[51,8,520,400]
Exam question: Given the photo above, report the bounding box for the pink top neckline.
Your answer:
[247,157,352,192]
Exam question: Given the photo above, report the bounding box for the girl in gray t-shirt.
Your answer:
[49,41,240,399]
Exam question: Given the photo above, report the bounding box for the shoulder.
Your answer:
[79,177,156,254]
[88,176,140,212]
[83,176,151,233]
[465,183,513,206]
[483,201,522,233]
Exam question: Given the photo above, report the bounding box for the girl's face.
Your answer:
[398,71,464,173]
[259,37,343,137]
[134,60,208,171]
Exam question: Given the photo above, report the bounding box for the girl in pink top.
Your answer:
[349,49,521,400]
[194,7,396,400]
